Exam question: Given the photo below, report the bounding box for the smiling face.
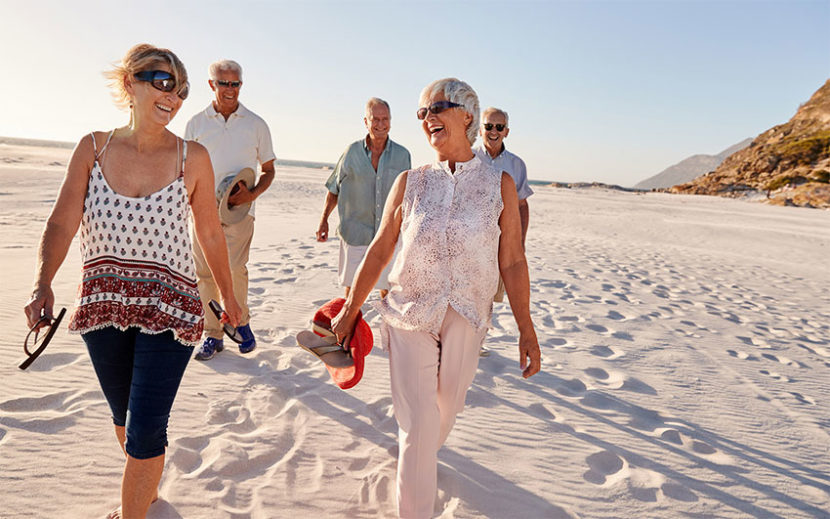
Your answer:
[210,69,242,114]
[364,103,391,144]
[127,62,182,126]
[420,91,473,161]
[480,111,509,155]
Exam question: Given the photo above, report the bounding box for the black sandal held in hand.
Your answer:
[20,308,66,370]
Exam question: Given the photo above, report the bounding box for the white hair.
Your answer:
[209,59,243,80]
[365,97,390,119]
[419,78,480,146]
[482,106,509,127]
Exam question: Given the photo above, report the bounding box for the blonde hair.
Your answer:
[104,43,188,110]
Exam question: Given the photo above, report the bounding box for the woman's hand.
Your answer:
[519,329,541,378]
[24,285,55,330]
[331,306,357,354]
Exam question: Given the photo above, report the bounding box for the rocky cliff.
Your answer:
[635,138,752,190]
[671,79,830,208]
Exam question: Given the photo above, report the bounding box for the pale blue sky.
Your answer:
[1,0,828,186]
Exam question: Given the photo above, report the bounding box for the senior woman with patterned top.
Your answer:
[23,44,241,519]
[332,77,541,518]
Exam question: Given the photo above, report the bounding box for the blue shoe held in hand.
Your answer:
[237,324,256,354]
[195,337,224,361]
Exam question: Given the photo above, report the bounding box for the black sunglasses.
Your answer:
[215,79,242,88]
[208,300,243,344]
[417,101,464,120]
[134,70,189,100]
[483,123,506,132]
[20,308,66,370]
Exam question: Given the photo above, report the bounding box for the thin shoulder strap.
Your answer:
[180,139,188,178]
[93,130,116,161]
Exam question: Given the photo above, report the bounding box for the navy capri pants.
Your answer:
[83,327,194,460]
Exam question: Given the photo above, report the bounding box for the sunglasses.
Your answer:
[417,100,464,120]
[215,79,242,88]
[20,308,66,370]
[483,123,506,132]
[208,299,243,344]
[133,70,189,100]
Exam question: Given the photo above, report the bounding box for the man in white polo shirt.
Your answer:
[185,59,276,361]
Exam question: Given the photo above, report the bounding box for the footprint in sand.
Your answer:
[726,350,758,361]
[761,353,803,368]
[589,344,625,359]
[583,450,625,485]
[759,369,793,382]
[791,392,816,405]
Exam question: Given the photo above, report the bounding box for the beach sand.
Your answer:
[1,141,829,518]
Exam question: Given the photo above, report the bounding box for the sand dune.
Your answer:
[1,142,829,518]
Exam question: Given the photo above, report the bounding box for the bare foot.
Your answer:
[105,494,159,518]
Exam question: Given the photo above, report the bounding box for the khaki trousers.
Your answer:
[387,306,487,519]
[192,215,254,339]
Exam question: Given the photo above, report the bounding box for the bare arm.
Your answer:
[498,173,541,378]
[331,171,407,344]
[518,199,529,247]
[24,135,95,328]
[186,142,242,327]
[316,191,338,242]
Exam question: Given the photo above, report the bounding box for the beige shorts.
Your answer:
[338,240,397,291]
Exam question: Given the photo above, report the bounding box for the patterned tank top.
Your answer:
[377,155,504,335]
[67,131,204,346]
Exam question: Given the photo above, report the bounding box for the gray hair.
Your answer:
[365,97,390,119]
[419,78,480,146]
[482,106,509,127]
[209,59,243,80]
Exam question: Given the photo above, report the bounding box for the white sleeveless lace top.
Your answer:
[377,155,503,335]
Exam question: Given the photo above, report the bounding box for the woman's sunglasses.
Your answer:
[133,70,189,100]
[417,101,464,120]
[208,300,243,344]
[20,308,66,370]
[483,123,506,132]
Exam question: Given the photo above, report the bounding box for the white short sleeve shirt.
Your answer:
[185,102,276,217]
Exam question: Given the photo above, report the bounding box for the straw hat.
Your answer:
[216,168,255,225]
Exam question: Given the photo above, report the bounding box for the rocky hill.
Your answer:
[635,138,752,190]
[671,79,830,208]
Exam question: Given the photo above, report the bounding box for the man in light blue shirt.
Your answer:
[317,98,411,297]
[474,107,533,245]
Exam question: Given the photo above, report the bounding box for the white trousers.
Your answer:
[338,240,397,291]
[388,306,487,519]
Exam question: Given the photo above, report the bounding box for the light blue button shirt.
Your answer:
[474,145,533,200]
[326,137,411,246]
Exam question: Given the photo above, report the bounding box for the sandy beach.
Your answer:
[1,140,829,519]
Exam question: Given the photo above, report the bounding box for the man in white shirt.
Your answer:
[474,107,532,245]
[185,59,276,360]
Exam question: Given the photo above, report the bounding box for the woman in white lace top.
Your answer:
[332,78,541,518]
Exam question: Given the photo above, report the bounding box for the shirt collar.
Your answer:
[478,143,507,160]
[363,134,390,156]
[434,154,481,176]
[207,101,248,119]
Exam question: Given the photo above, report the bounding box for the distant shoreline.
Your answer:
[0,136,336,171]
